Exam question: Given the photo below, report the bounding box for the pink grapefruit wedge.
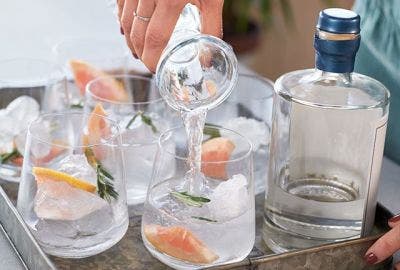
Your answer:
[201,137,235,180]
[144,224,218,264]
[69,59,127,101]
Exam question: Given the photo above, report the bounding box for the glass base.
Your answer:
[126,187,147,206]
[143,236,250,270]
[36,218,129,258]
[264,176,363,252]
[263,212,361,253]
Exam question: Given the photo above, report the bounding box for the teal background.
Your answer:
[354,0,400,164]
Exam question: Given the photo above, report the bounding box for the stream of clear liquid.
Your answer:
[181,108,207,194]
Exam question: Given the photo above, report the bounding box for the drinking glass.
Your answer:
[207,74,274,194]
[17,111,129,258]
[142,125,254,269]
[85,74,174,205]
[53,37,128,108]
[0,58,67,182]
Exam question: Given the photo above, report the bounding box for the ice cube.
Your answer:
[221,117,270,152]
[0,111,15,154]
[0,132,14,155]
[34,180,109,221]
[56,154,97,185]
[6,96,40,134]
[208,174,249,221]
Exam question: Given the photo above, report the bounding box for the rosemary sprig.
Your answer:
[191,216,217,223]
[141,114,158,133]
[203,123,221,140]
[84,148,118,202]
[0,149,22,164]
[170,191,210,207]
[96,164,118,202]
[70,102,83,109]
[125,111,158,133]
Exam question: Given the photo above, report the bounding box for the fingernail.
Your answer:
[364,253,378,265]
[389,213,400,223]
[120,27,124,35]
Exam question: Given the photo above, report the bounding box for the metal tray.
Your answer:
[0,183,55,270]
[0,182,392,270]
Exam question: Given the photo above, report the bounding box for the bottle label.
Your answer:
[362,114,388,236]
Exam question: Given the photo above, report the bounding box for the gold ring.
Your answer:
[134,10,151,22]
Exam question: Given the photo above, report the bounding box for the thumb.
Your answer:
[388,213,400,228]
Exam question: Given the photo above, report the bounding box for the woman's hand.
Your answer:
[365,214,400,268]
[117,0,223,72]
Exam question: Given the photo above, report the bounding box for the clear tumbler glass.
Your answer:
[85,74,174,205]
[0,58,67,182]
[142,125,254,269]
[17,111,129,258]
[207,74,274,194]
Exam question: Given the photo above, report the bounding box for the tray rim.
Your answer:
[0,185,56,270]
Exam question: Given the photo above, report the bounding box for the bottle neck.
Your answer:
[314,29,360,73]
[314,69,352,85]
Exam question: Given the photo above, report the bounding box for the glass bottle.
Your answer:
[264,8,390,252]
[155,4,238,112]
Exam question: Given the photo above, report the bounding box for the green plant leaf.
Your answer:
[203,123,221,140]
[0,149,21,164]
[170,191,210,207]
[126,111,158,133]
[70,102,83,109]
[84,148,118,202]
[191,216,217,223]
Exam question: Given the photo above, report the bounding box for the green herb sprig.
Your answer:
[0,149,22,164]
[96,164,118,202]
[70,102,84,109]
[191,216,217,223]
[170,191,210,207]
[84,148,118,202]
[203,123,221,140]
[126,111,158,133]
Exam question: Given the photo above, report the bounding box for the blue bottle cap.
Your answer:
[317,8,360,34]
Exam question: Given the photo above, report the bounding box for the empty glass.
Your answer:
[53,37,128,108]
[142,125,254,269]
[207,74,274,194]
[17,111,129,258]
[0,58,67,182]
[85,74,173,205]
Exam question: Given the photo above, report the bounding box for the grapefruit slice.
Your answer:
[201,137,235,180]
[11,156,23,166]
[144,224,218,264]
[83,103,110,145]
[69,59,127,101]
[82,103,111,160]
[32,167,96,193]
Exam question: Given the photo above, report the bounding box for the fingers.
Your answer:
[389,213,400,228]
[116,0,125,20]
[199,0,224,38]
[141,1,185,72]
[121,0,139,55]
[395,262,400,270]
[364,224,400,265]
[130,0,155,58]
